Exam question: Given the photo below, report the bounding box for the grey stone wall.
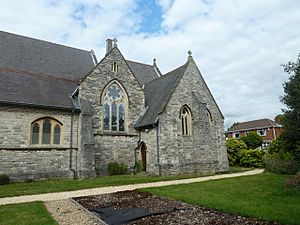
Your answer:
[0,149,75,180]
[156,57,229,175]
[139,129,159,175]
[0,105,79,180]
[79,47,144,175]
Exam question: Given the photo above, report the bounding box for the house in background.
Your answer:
[226,118,283,148]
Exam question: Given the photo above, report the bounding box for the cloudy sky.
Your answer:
[1,0,299,128]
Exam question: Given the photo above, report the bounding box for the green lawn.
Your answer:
[0,202,58,225]
[0,173,217,198]
[142,173,300,225]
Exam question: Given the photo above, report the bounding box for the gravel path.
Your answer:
[0,169,264,206]
[45,199,106,225]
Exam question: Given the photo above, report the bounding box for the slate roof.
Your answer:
[135,63,188,128]
[0,30,96,110]
[227,119,281,132]
[126,60,159,87]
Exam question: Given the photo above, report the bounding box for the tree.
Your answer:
[281,53,300,160]
[240,132,263,149]
[226,138,247,166]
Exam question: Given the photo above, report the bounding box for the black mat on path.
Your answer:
[91,206,154,225]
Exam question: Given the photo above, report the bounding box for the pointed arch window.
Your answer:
[181,105,192,136]
[31,118,62,145]
[102,81,128,132]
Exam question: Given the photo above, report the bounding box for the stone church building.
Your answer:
[0,31,228,180]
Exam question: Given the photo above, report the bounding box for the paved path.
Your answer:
[0,169,264,206]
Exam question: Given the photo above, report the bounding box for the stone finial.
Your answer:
[153,58,157,66]
[113,38,118,47]
[188,50,192,56]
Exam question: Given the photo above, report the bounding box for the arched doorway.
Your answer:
[140,142,147,171]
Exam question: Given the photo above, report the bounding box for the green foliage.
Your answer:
[240,132,263,149]
[226,138,247,166]
[0,174,10,185]
[268,136,296,159]
[107,162,129,175]
[281,53,300,160]
[239,149,265,168]
[265,153,299,175]
[134,160,143,173]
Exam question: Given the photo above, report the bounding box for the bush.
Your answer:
[107,162,128,175]
[284,173,300,191]
[265,153,299,174]
[239,149,265,168]
[0,174,10,185]
[240,132,263,149]
[134,160,143,173]
[226,138,247,166]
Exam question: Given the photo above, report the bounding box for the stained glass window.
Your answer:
[102,82,127,132]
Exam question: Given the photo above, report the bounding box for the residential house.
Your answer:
[226,118,283,148]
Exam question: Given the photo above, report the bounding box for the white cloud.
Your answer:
[1,0,300,128]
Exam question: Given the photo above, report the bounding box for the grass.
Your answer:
[0,173,218,198]
[0,202,58,225]
[0,167,252,198]
[142,173,300,225]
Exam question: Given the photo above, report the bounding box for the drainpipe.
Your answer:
[155,120,161,176]
[134,131,141,174]
[70,109,77,179]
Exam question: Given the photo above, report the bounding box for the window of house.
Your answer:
[102,81,127,132]
[31,118,62,145]
[257,129,267,136]
[233,132,240,138]
[181,105,192,136]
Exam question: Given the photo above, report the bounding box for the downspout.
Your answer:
[134,130,141,174]
[155,120,161,176]
[70,109,77,179]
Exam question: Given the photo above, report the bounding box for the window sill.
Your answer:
[97,132,138,137]
[1,146,77,151]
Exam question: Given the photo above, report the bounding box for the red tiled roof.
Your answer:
[227,119,281,132]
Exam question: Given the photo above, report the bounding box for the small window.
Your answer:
[31,118,62,145]
[233,132,240,138]
[180,105,192,136]
[111,62,119,73]
[31,123,40,144]
[257,129,267,136]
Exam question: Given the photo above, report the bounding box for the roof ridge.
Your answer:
[126,59,154,67]
[0,30,91,54]
[145,62,188,85]
[0,67,78,83]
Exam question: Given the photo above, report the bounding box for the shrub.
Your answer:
[226,138,247,166]
[107,162,128,175]
[240,132,263,149]
[239,149,265,168]
[0,174,10,185]
[265,153,299,174]
[284,174,300,191]
[134,160,143,173]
